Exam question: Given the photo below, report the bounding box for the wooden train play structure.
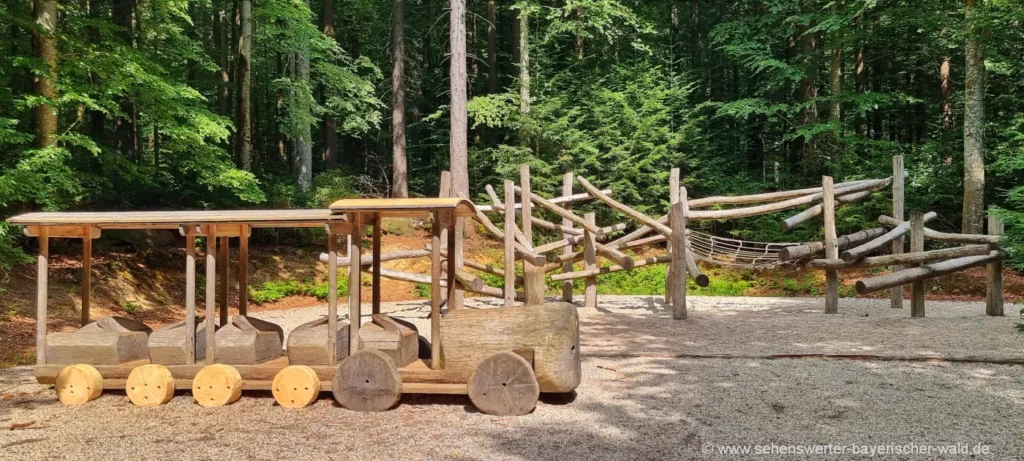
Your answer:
[6,155,1007,414]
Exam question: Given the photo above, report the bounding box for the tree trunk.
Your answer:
[486,0,498,94]
[88,0,104,140]
[234,0,253,170]
[941,56,952,131]
[215,1,230,116]
[294,49,313,192]
[855,45,866,137]
[518,7,529,114]
[32,0,58,149]
[113,0,137,160]
[391,0,408,197]
[962,0,985,234]
[450,0,470,198]
[574,7,584,59]
[322,0,338,168]
[798,14,819,174]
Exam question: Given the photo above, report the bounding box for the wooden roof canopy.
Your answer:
[328,197,477,218]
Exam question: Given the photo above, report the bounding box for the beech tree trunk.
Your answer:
[450,0,469,198]
[234,0,253,170]
[113,0,137,160]
[518,7,530,114]
[798,14,818,174]
[32,0,58,149]
[294,49,313,192]
[391,0,408,197]
[215,1,230,116]
[962,0,985,234]
[941,56,952,131]
[486,0,498,94]
[322,0,338,168]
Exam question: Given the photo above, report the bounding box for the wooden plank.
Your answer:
[986,212,1004,316]
[348,213,362,355]
[205,225,218,363]
[238,224,249,316]
[430,210,443,369]
[402,382,468,395]
[909,211,926,317]
[446,212,458,309]
[23,225,101,239]
[504,180,517,307]
[184,229,197,365]
[823,176,839,315]
[666,168,680,304]
[9,209,345,226]
[561,172,575,302]
[81,225,91,326]
[891,155,905,309]
[36,228,48,365]
[670,200,687,320]
[328,197,477,217]
[584,213,597,308]
[218,236,229,326]
[327,232,339,366]
[372,214,382,315]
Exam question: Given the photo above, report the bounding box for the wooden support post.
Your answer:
[372,213,382,315]
[438,171,451,305]
[218,236,229,327]
[521,164,545,305]
[327,230,339,365]
[238,224,249,316]
[205,226,218,363]
[504,180,517,307]
[446,212,457,311]
[910,211,925,317]
[561,172,574,302]
[986,211,1005,316]
[451,216,466,310]
[584,213,597,308]
[36,227,49,365]
[183,226,197,365]
[348,213,363,355]
[823,176,839,314]
[430,210,443,369]
[520,165,533,246]
[81,225,92,326]
[666,168,680,304]
[670,198,687,320]
[891,155,905,308]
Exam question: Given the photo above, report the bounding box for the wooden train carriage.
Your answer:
[11,198,582,416]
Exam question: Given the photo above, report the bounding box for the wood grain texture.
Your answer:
[214,315,283,365]
[841,211,938,262]
[779,228,887,261]
[47,316,152,365]
[891,155,905,309]
[430,210,443,369]
[670,200,687,319]
[909,212,925,317]
[688,178,895,221]
[584,213,597,308]
[287,316,350,365]
[687,177,888,208]
[192,364,243,407]
[561,172,575,302]
[503,181,517,307]
[204,226,218,363]
[349,213,363,356]
[332,349,401,412]
[327,233,339,365]
[184,232,197,365]
[126,364,175,407]
[328,197,476,217]
[149,318,209,365]
[218,236,229,326]
[467,351,539,416]
[806,245,990,269]
[55,364,103,405]
[666,169,680,304]
[272,365,321,408]
[239,225,249,316]
[440,303,581,393]
[987,213,1005,316]
[8,209,345,227]
[36,228,48,365]
[823,176,839,314]
[360,314,418,367]
[81,226,91,326]
[856,251,1004,295]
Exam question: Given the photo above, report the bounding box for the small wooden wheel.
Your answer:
[468,351,540,416]
[55,364,103,405]
[332,349,401,412]
[272,365,321,408]
[126,364,175,407]
[192,364,243,407]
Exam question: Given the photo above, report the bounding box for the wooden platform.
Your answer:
[34,356,469,395]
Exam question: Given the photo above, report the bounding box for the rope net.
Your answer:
[687,230,802,268]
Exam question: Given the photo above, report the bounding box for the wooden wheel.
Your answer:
[272,365,321,408]
[55,364,103,405]
[468,351,540,416]
[332,349,401,412]
[192,364,243,407]
[126,364,175,407]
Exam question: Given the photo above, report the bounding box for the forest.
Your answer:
[1,0,1022,269]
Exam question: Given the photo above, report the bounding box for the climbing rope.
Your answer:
[687,231,802,268]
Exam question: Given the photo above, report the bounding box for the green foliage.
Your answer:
[248,278,349,304]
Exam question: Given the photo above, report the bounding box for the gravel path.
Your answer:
[2,295,1023,459]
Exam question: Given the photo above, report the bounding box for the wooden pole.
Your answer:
[521,165,544,305]
[842,212,937,262]
[452,216,466,310]
[327,230,339,365]
[372,213,382,315]
[36,227,48,365]
[218,236,229,326]
[438,171,451,306]
[504,180,516,307]
[561,172,574,302]
[670,191,688,320]
[986,211,1004,316]
[81,225,91,326]
[666,168,680,304]
[584,212,597,308]
[856,251,1003,295]
[806,245,990,269]
[891,155,905,308]
[520,165,532,246]
[205,226,218,363]
[348,213,362,355]
[238,224,249,316]
[183,226,197,365]
[779,228,887,261]
[909,211,925,317]
[823,176,839,314]
[446,212,457,311]
[430,210,443,369]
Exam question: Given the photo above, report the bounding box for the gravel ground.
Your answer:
[2,295,1024,460]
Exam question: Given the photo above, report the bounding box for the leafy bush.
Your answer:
[248,278,349,304]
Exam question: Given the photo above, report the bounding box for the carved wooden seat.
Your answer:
[148,317,211,365]
[47,316,152,365]
[286,316,350,365]
[214,316,283,364]
[358,314,418,367]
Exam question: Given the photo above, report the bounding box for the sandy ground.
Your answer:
[2,296,1024,460]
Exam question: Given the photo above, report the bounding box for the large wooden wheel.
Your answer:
[126,364,175,407]
[332,349,401,412]
[272,365,321,408]
[55,364,103,405]
[468,351,540,416]
[192,364,243,407]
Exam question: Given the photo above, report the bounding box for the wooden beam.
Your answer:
[987,212,1004,316]
[552,254,671,281]
[779,187,879,231]
[36,227,48,365]
[182,227,197,365]
[779,228,887,261]
[372,214,382,315]
[218,236,229,327]
[477,188,611,212]
[430,210,443,369]
[23,225,101,239]
[577,176,668,236]
[348,213,363,356]
[688,176,894,208]
[891,155,905,309]
[841,211,937,262]
[204,225,218,363]
[81,225,91,326]
[238,224,249,316]
[878,215,1000,245]
[584,212,597,308]
[320,249,430,266]
[504,180,516,307]
[666,169,680,305]
[521,166,544,305]
[856,251,1004,296]
[688,179,895,221]
[823,176,839,314]
[806,245,991,269]
[670,199,687,319]
[516,185,603,236]
[561,172,574,302]
[446,212,459,309]
[327,231,339,366]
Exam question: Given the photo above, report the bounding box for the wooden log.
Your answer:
[218,236,229,326]
[687,177,889,208]
[484,185,586,237]
[372,214,382,314]
[891,155,905,309]
[779,188,878,231]
[823,176,839,314]
[666,169,680,305]
[81,225,91,326]
[779,227,887,261]
[467,351,540,416]
[326,232,340,365]
[126,364,175,407]
[606,215,666,248]
[453,268,484,292]
[986,212,1004,316]
[192,364,243,407]
[47,316,152,365]
[183,228,197,365]
[680,189,708,288]
[204,225,218,363]
[515,185,603,237]
[360,314,419,367]
[688,179,894,221]
[238,224,249,316]
[841,211,937,262]
[440,302,581,393]
[617,234,667,251]
[577,176,670,236]
[288,316,350,365]
[435,248,522,283]
[348,213,362,355]
[551,254,671,281]
[596,242,634,270]
[272,365,321,408]
[670,199,687,320]
[806,245,991,269]
[430,210,442,369]
[215,315,283,364]
[877,215,1000,245]
[561,173,575,302]
[584,213,598,308]
[332,349,402,412]
[36,227,48,365]
[477,188,611,212]
[520,165,545,305]
[503,180,516,307]
[55,364,103,405]
[855,251,1005,295]
[149,318,208,364]
[318,248,431,267]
